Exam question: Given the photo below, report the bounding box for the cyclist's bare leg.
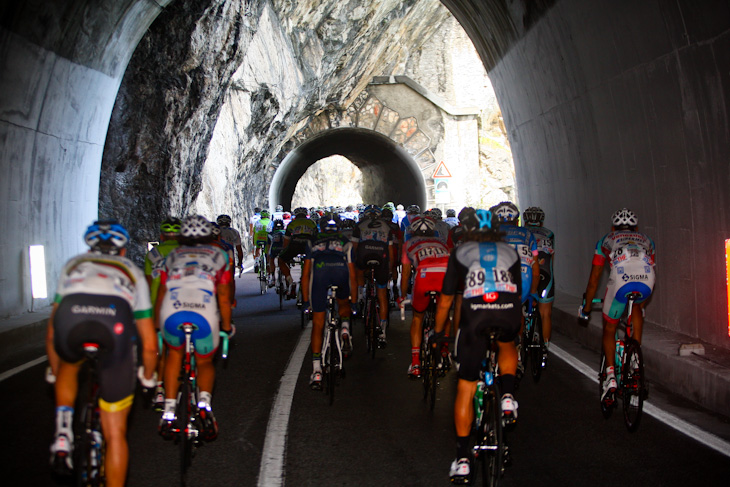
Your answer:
[539,301,553,342]
[631,303,645,344]
[311,311,326,354]
[377,287,388,321]
[602,317,619,368]
[410,310,425,349]
[55,360,82,407]
[196,354,215,394]
[280,259,291,280]
[454,378,477,436]
[163,347,183,399]
[338,298,352,319]
[99,407,130,487]
[497,340,518,376]
[451,294,463,336]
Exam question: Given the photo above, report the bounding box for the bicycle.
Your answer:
[362,261,382,358]
[521,297,545,383]
[256,242,268,294]
[320,285,345,405]
[582,292,648,432]
[275,265,286,311]
[173,323,230,485]
[73,343,106,487]
[470,329,510,487]
[292,255,310,329]
[420,291,441,410]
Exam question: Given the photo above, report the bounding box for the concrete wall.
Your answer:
[0,1,170,317]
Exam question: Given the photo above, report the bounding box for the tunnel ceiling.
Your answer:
[271,128,427,211]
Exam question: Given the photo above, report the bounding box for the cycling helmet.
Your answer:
[293,207,309,217]
[381,208,394,221]
[254,207,262,214]
[426,208,442,219]
[396,204,404,211]
[490,201,519,223]
[260,210,270,219]
[406,204,420,214]
[321,219,339,233]
[458,207,479,231]
[446,209,456,218]
[362,205,381,218]
[345,205,354,212]
[84,220,129,254]
[275,204,283,212]
[341,218,357,229]
[611,208,638,227]
[180,215,213,240]
[411,217,436,236]
[160,217,181,236]
[383,202,396,212]
[216,214,232,226]
[283,212,291,220]
[476,210,494,230]
[211,222,222,236]
[523,207,545,226]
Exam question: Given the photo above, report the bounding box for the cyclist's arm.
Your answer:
[583,263,603,314]
[217,282,233,332]
[301,259,312,303]
[400,261,412,298]
[434,293,455,334]
[135,316,158,381]
[236,244,243,267]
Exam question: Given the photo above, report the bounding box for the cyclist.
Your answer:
[400,204,421,240]
[490,201,540,376]
[523,206,555,365]
[446,207,480,341]
[381,206,403,302]
[217,214,244,276]
[580,208,656,405]
[279,207,319,298]
[302,218,357,388]
[398,217,450,378]
[144,217,180,410]
[339,217,357,241]
[157,215,233,442]
[395,204,406,225]
[424,208,451,243]
[267,219,287,287]
[443,208,459,228]
[352,205,395,346]
[433,209,522,484]
[253,210,273,272]
[248,207,262,245]
[46,220,158,487]
[273,204,285,222]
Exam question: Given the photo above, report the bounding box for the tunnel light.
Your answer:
[726,239,730,337]
[29,245,48,299]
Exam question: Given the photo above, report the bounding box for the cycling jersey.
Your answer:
[352,218,394,286]
[53,254,151,409]
[501,224,539,303]
[158,245,231,356]
[279,216,318,263]
[144,240,179,303]
[220,226,241,248]
[402,236,450,313]
[443,216,459,228]
[254,218,272,244]
[526,225,555,303]
[593,229,656,322]
[268,229,286,257]
[305,233,354,312]
[442,240,522,381]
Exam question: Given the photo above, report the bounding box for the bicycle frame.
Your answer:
[421,291,440,410]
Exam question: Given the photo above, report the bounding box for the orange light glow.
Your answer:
[726,240,730,337]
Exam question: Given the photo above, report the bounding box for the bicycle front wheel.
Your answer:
[622,341,645,432]
[598,352,613,419]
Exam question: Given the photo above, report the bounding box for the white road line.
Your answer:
[551,343,730,458]
[257,326,311,487]
[0,355,47,383]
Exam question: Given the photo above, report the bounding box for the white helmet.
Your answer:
[490,201,519,223]
[181,215,213,239]
[611,208,638,227]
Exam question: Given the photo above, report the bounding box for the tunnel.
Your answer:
[270,128,427,212]
[1,0,730,351]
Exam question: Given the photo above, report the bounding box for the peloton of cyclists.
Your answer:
[47,220,158,487]
[579,208,656,406]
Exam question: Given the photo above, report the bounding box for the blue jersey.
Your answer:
[501,224,538,302]
[442,240,521,299]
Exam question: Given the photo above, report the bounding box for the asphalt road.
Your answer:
[2,269,730,486]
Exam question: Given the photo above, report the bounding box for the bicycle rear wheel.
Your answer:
[327,326,339,405]
[529,312,544,382]
[622,341,645,432]
[277,271,284,310]
[479,383,503,487]
[177,378,193,484]
[75,404,104,486]
[598,352,613,419]
[259,256,267,294]
[368,297,378,359]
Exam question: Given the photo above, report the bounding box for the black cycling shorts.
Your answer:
[310,256,350,312]
[54,294,137,406]
[279,240,309,264]
[455,293,521,382]
[355,241,390,286]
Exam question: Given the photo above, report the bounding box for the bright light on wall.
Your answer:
[29,245,48,299]
[726,240,730,338]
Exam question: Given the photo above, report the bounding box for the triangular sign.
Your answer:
[432,161,452,178]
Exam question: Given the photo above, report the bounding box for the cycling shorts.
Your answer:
[160,287,220,357]
[411,259,448,313]
[310,256,350,312]
[269,244,284,258]
[602,272,655,324]
[279,240,309,264]
[536,268,554,303]
[455,293,521,382]
[355,241,389,287]
[53,294,136,409]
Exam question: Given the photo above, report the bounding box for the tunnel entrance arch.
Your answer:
[270,128,427,211]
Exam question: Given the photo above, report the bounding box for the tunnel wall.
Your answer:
[0,1,170,317]
[468,0,730,348]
